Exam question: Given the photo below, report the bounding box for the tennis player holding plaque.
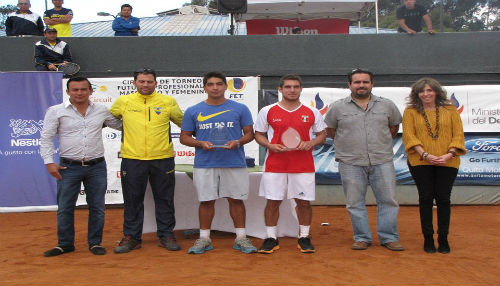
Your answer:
[180,71,257,254]
[254,74,326,254]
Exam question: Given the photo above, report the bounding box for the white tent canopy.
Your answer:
[239,0,378,22]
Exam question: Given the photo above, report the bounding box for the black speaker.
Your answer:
[217,0,247,13]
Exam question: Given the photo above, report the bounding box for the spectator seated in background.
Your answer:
[34,27,72,71]
[43,0,73,37]
[112,4,140,36]
[397,0,435,35]
[5,0,44,36]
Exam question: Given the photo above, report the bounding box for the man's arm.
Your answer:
[112,18,124,32]
[297,130,326,151]
[179,130,213,150]
[398,19,416,34]
[170,99,184,127]
[44,13,73,25]
[36,17,44,35]
[5,16,13,36]
[422,14,435,34]
[40,108,66,180]
[225,125,254,150]
[104,108,123,130]
[34,44,56,70]
[325,127,336,139]
[389,125,399,138]
[62,44,72,62]
[254,131,287,153]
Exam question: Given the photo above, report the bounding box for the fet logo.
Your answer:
[450,93,464,114]
[227,78,246,92]
[465,138,500,153]
[9,119,43,138]
[309,93,329,115]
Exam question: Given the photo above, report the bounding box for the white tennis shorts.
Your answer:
[259,172,315,201]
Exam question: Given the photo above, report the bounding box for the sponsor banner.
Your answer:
[315,135,500,185]
[0,72,62,207]
[297,85,500,132]
[246,18,350,35]
[62,77,260,205]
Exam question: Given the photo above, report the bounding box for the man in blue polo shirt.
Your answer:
[180,71,257,255]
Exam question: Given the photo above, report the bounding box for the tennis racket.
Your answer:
[56,62,80,76]
[281,127,301,150]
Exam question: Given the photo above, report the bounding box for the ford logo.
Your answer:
[465,138,500,153]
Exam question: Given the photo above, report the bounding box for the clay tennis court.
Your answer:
[1,205,498,285]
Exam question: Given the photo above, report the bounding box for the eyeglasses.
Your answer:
[134,68,155,73]
[18,3,30,5]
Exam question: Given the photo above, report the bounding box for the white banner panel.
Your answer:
[296,85,500,132]
[63,76,260,204]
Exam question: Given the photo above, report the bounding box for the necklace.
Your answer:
[422,107,439,140]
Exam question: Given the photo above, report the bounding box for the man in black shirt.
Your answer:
[396,0,435,34]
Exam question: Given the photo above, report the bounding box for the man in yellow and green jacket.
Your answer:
[110,68,183,254]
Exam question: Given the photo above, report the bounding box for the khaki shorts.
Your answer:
[193,168,249,202]
[259,172,315,201]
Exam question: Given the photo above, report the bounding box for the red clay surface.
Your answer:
[1,205,499,286]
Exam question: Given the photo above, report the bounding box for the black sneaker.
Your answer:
[258,238,279,254]
[114,235,141,254]
[43,245,75,257]
[297,237,316,253]
[159,236,181,251]
[89,245,106,255]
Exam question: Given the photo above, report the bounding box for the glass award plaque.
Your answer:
[209,125,230,148]
[281,127,301,150]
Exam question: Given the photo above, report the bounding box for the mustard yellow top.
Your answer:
[402,106,466,168]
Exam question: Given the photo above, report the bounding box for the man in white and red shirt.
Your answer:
[255,74,326,254]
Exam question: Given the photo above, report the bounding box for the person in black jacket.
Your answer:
[5,0,44,36]
[34,27,72,71]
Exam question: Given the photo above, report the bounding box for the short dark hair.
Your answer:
[347,68,374,83]
[279,74,302,87]
[66,76,92,90]
[133,68,156,81]
[203,71,227,86]
[121,4,132,10]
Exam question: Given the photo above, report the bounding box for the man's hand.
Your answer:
[428,29,435,35]
[198,141,214,151]
[267,143,287,153]
[406,29,416,35]
[46,163,67,180]
[47,64,57,71]
[297,140,314,151]
[224,140,240,150]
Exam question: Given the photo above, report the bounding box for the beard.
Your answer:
[353,89,371,99]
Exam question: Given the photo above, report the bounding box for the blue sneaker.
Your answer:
[188,238,213,254]
[233,237,257,254]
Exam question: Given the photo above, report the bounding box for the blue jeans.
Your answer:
[57,160,107,247]
[338,161,400,244]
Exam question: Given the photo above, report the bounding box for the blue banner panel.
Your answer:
[0,72,63,207]
[314,134,500,186]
